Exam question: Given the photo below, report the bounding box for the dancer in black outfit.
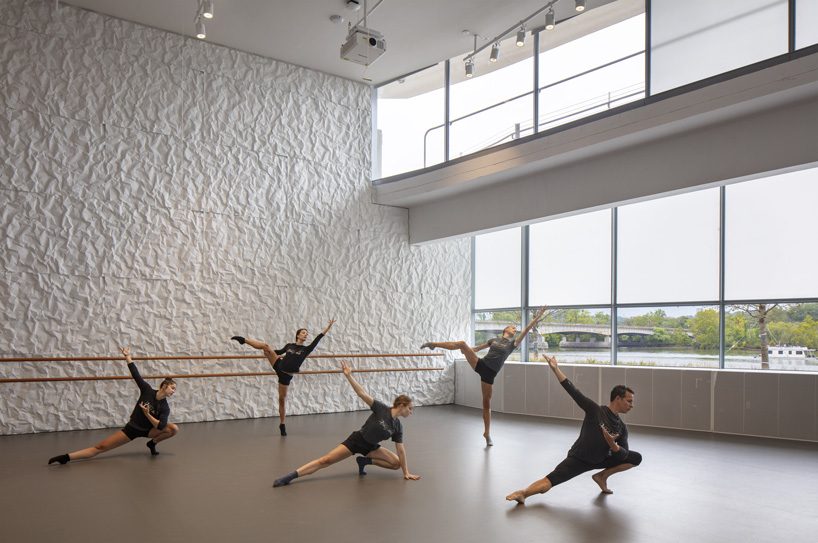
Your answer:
[421,306,547,445]
[506,355,641,504]
[48,347,178,464]
[232,319,335,435]
[273,361,420,487]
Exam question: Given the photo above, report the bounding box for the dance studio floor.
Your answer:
[2,405,817,543]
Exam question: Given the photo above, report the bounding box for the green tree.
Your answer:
[725,311,752,350]
[690,309,719,349]
[796,316,818,349]
[734,304,786,369]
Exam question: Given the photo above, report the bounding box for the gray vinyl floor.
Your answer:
[2,405,817,543]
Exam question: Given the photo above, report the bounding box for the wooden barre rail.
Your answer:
[0,353,443,363]
[0,367,444,384]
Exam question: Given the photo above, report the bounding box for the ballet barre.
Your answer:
[0,353,442,363]
[0,367,445,384]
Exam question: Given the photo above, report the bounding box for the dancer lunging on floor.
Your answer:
[273,361,420,487]
[232,319,335,436]
[421,306,547,446]
[48,347,178,465]
[505,355,642,504]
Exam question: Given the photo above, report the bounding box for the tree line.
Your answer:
[478,305,818,352]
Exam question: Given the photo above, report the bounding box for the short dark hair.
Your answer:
[160,377,176,389]
[610,385,634,402]
[295,328,307,341]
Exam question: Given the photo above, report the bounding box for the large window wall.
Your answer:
[375,63,445,179]
[374,1,817,181]
[473,166,818,371]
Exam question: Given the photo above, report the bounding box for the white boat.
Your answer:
[766,346,817,359]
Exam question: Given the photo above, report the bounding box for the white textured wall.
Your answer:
[0,0,470,434]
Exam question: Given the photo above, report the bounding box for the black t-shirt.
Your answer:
[480,337,517,373]
[274,333,324,373]
[359,400,403,445]
[561,379,629,464]
[126,363,170,432]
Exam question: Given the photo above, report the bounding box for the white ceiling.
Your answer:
[61,0,629,86]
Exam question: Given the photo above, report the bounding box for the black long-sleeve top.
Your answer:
[274,333,325,373]
[126,362,170,432]
[561,379,629,464]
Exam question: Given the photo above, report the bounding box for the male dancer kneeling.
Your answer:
[506,355,641,504]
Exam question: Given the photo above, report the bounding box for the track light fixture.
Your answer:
[201,0,214,19]
[195,18,206,39]
[545,8,555,30]
[461,1,591,75]
[489,42,500,62]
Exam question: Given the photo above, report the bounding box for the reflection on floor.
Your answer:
[2,405,816,542]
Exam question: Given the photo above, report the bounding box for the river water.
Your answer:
[527,348,818,372]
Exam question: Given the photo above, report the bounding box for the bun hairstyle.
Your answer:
[295,328,307,341]
[392,395,413,408]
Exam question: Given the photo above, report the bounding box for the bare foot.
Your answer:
[505,491,526,504]
[592,473,613,494]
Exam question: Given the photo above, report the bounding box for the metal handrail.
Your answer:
[458,87,644,156]
[422,50,645,166]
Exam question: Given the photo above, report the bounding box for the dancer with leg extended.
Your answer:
[421,306,548,446]
[505,355,642,504]
[232,319,335,436]
[273,361,420,487]
[48,347,179,464]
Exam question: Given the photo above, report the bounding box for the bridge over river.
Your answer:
[475,321,659,337]
[475,321,692,348]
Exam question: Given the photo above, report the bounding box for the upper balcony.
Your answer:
[372,0,818,243]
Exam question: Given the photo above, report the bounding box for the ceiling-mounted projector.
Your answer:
[341,26,386,66]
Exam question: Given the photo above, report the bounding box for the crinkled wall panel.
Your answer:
[0,0,469,435]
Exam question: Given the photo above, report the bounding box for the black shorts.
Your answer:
[473,359,498,385]
[341,431,381,456]
[273,360,294,386]
[122,424,151,440]
[546,451,643,487]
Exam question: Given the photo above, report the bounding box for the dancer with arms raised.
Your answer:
[232,319,335,435]
[48,346,178,464]
[273,361,419,487]
[506,355,642,504]
[421,306,547,445]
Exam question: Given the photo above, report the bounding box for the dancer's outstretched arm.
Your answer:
[122,346,153,395]
[341,361,373,407]
[395,443,421,480]
[545,354,567,382]
[320,319,336,336]
[303,319,336,352]
[514,306,548,347]
[546,355,597,413]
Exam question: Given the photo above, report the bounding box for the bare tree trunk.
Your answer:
[759,303,769,370]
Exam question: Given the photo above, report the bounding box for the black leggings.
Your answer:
[546,451,642,487]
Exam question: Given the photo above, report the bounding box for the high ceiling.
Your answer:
[61,0,635,86]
